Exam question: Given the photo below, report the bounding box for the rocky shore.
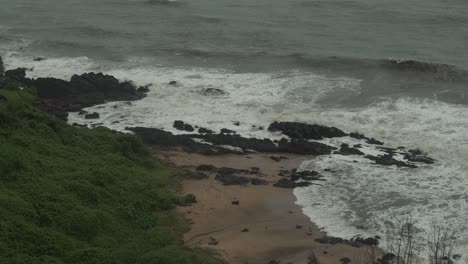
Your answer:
[0,57,436,263]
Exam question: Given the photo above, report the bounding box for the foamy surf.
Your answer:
[294,98,468,256]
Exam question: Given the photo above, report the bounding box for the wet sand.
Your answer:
[154,149,369,264]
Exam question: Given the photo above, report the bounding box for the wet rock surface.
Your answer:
[173,120,195,132]
[128,126,337,156]
[335,143,365,156]
[268,121,347,140]
[315,235,380,247]
[273,170,325,188]
[1,68,148,121]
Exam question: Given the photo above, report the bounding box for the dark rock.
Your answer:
[277,138,336,155]
[270,156,284,162]
[65,104,82,112]
[250,167,260,172]
[54,112,69,120]
[35,78,71,99]
[349,132,366,140]
[352,236,379,246]
[169,80,177,85]
[190,172,209,180]
[85,112,100,119]
[233,121,240,126]
[365,154,417,168]
[340,257,351,264]
[220,128,236,134]
[32,72,147,121]
[137,84,151,93]
[208,237,218,245]
[295,225,303,229]
[78,110,88,115]
[199,88,225,96]
[196,164,217,172]
[404,150,436,164]
[215,174,251,185]
[126,127,242,155]
[0,94,7,102]
[273,178,311,188]
[366,138,384,145]
[350,132,384,145]
[315,236,346,245]
[241,228,249,232]
[218,167,243,175]
[33,57,45,61]
[290,170,324,181]
[128,126,336,156]
[173,120,195,132]
[250,178,268,185]
[268,121,347,140]
[231,200,239,205]
[335,143,365,156]
[5,68,30,84]
[198,127,214,134]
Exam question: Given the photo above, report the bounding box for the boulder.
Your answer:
[198,127,214,134]
[85,112,100,119]
[268,121,347,140]
[334,143,365,156]
[220,128,236,134]
[365,154,417,168]
[5,68,30,85]
[173,120,195,132]
[273,178,311,188]
[199,88,225,96]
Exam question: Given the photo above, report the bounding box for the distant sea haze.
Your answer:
[1,0,468,256]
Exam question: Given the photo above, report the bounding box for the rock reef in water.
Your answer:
[0,64,149,121]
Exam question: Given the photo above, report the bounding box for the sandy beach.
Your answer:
[155,149,369,264]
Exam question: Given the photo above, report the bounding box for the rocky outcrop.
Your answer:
[129,126,337,156]
[273,170,325,188]
[1,69,148,121]
[268,121,347,140]
[173,120,194,132]
[84,112,100,119]
[365,154,418,168]
[350,132,384,145]
[334,143,365,156]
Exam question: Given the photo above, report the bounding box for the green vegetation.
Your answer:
[308,253,319,264]
[0,86,220,264]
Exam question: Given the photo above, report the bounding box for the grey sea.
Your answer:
[1,0,468,256]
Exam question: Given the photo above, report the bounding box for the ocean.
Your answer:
[1,0,468,257]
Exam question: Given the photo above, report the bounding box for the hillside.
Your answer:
[0,84,220,264]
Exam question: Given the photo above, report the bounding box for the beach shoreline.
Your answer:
[154,148,370,264]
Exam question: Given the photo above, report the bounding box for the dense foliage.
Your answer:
[0,86,219,264]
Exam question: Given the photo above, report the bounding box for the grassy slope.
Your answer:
[0,87,220,264]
